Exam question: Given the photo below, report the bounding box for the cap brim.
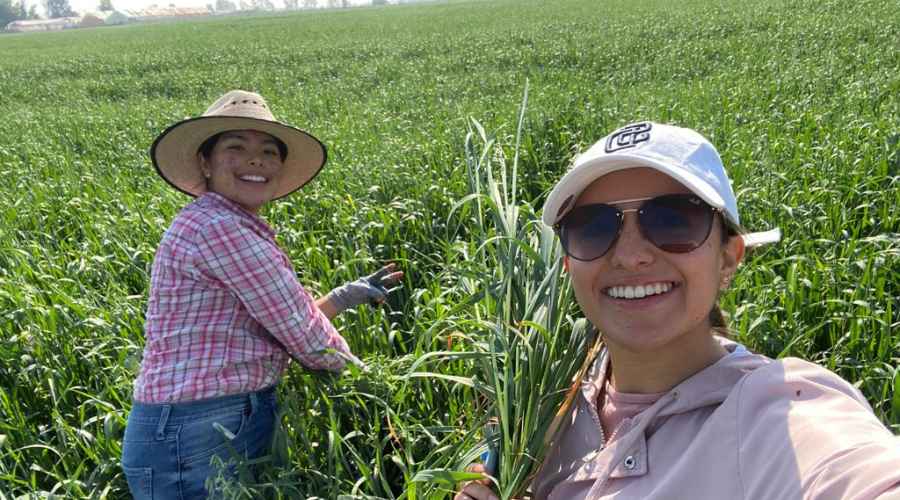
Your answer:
[542,154,726,226]
[150,116,327,199]
[741,228,781,247]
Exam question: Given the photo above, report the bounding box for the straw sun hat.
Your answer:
[150,90,327,199]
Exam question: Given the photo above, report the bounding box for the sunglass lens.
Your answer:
[639,195,714,253]
[560,205,621,260]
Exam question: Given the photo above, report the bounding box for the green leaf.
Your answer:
[410,469,484,485]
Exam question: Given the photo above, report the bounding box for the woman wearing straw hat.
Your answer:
[457,122,900,500]
[121,90,402,498]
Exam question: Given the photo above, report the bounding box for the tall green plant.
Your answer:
[409,86,595,498]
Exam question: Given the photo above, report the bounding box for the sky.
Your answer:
[25,0,372,15]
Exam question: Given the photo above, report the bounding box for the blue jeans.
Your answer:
[121,386,278,499]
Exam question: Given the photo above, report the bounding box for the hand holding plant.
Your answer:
[456,464,500,500]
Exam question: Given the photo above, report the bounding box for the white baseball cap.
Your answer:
[542,121,781,247]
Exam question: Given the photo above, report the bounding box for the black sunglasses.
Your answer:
[555,194,722,261]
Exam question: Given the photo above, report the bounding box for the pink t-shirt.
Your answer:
[599,380,664,442]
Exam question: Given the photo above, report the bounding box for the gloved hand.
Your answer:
[326,263,403,313]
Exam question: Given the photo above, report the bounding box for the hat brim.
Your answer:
[150,115,327,199]
[542,155,781,248]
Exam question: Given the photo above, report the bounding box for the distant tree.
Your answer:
[0,0,17,26]
[2,0,41,24]
[325,0,337,7]
[44,0,75,18]
[251,0,273,9]
[98,0,113,10]
[300,0,315,7]
[3,0,38,23]
[283,0,298,9]
[371,0,386,5]
[339,0,348,7]
[215,0,235,11]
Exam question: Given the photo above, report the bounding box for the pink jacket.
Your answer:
[531,338,900,499]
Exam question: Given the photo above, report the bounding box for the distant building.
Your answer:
[124,6,211,22]
[4,5,212,33]
[5,17,79,33]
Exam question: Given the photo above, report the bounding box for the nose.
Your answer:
[607,212,655,269]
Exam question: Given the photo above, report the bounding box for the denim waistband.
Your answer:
[129,385,277,424]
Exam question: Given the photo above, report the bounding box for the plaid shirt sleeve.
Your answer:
[194,216,352,372]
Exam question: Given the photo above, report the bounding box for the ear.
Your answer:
[720,232,745,289]
[197,153,211,179]
[563,255,570,273]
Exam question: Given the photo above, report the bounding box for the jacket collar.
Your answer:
[656,340,770,418]
[581,336,771,417]
[570,337,772,487]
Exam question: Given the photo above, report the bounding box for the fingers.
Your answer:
[365,264,403,308]
[455,464,497,500]
[332,264,402,309]
[368,263,403,287]
[466,463,487,473]
[381,270,404,286]
[368,263,396,281]
[455,483,498,500]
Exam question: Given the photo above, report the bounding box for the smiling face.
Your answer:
[198,129,285,213]
[566,167,744,355]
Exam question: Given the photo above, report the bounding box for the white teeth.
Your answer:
[606,282,673,300]
[239,175,267,183]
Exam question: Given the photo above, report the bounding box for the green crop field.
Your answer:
[1,0,898,497]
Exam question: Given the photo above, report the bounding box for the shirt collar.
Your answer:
[197,192,276,239]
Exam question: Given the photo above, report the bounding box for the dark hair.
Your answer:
[709,305,729,330]
[197,132,288,161]
[710,216,740,334]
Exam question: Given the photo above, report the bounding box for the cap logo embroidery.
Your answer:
[605,122,652,153]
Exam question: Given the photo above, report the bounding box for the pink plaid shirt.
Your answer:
[133,192,352,403]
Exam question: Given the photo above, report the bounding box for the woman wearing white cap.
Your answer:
[121,90,402,498]
[457,122,900,500]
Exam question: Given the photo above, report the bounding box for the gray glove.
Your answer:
[327,264,401,312]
